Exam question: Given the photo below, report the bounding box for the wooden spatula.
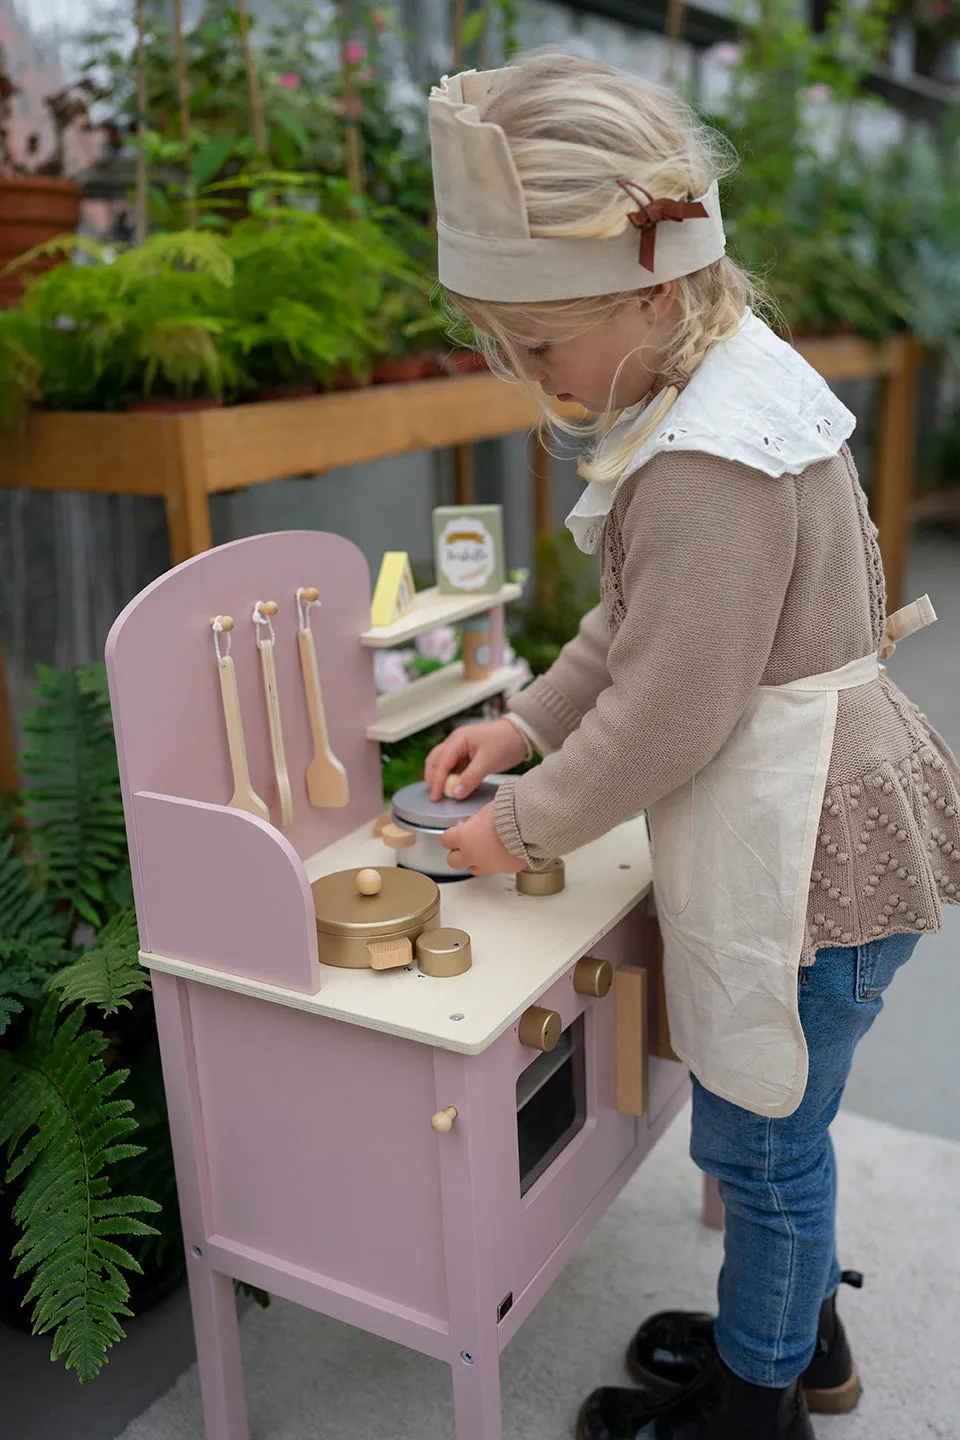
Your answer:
[217,653,270,822]
[297,589,349,808]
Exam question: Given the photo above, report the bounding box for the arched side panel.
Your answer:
[134,792,320,993]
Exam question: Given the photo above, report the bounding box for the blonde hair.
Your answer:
[440,50,762,486]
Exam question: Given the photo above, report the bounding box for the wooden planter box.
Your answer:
[0,336,924,790]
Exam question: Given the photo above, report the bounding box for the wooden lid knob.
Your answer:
[431,1106,458,1134]
[355,868,383,896]
[443,773,463,800]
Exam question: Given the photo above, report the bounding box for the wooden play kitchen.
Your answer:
[106,526,686,1440]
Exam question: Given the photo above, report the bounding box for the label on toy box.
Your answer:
[433,505,505,594]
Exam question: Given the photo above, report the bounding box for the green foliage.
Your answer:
[0,307,42,431]
[708,0,959,344]
[19,667,128,931]
[0,662,180,1380]
[509,530,601,673]
[0,998,160,1382]
[48,912,148,1017]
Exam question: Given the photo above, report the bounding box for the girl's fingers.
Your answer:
[446,847,468,870]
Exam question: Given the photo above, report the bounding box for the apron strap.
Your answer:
[879,594,937,660]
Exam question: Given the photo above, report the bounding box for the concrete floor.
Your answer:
[2,530,958,1440]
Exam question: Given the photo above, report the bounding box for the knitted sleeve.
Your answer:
[494,451,799,864]
[506,604,610,755]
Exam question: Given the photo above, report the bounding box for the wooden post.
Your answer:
[452,0,467,66]
[873,335,922,615]
[134,0,149,245]
[161,416,214,565]
[173,0,197,228]
[663,0,687,82]
[452,443,475,505]
[235,0,268,157]
[339,2,363,195]
[0,640,17,797]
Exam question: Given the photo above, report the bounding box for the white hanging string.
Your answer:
[252,602,276,646]
[296,586,320,634]
[211,616,231,663]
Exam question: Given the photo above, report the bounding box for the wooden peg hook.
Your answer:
[299,586,319,603]
[255,600,279,617]
[210,615,235,631]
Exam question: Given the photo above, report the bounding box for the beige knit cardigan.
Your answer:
[495,444,960,962]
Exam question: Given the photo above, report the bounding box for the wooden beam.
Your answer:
[872,336,922,614]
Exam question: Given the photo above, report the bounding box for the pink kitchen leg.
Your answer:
[702,1173,725,1230]
[186,1258,250,1440]
[451,1331,504,1440]
[151,973,249,1439]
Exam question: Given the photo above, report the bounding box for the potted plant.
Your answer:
[0,664,169,1380]
[0,47,102,306]
[225,202,407,398]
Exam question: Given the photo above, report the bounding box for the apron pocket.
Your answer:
[648,777,695,917]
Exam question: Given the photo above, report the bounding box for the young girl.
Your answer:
[422,50,960,1440]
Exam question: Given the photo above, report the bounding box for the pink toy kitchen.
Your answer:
[105,526,690,1440]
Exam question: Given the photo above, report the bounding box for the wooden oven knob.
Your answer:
[574,956,613,998]
[518,1006,562,1052]
[431,1106,458,1134]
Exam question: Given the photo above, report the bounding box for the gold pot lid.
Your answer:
[312,867,440,939]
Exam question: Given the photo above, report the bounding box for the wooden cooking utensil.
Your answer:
[297,588,350,808]
[254,601,294,826]
[211,617,269,822]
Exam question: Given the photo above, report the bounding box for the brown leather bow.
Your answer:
[617,179,708,273]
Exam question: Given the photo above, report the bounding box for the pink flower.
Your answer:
[416,626,459,663]
[278,72,301,89]
[374,649,414,694]
[346,40,367,65]
[370,7,389,30]
[708,42,743,66]
[803,83,830,104]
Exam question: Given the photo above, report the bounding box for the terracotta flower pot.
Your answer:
[331,367,366,390]
[448,350,489,375]
[0,175,83,308]
[251,382,318,403]
[124,395,224,414]
[372,353,445,384]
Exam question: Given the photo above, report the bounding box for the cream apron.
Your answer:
[648,597,936,1119]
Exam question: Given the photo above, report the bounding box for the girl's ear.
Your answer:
[637,281,678,321]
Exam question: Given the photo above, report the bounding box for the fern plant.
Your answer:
[0,664,170,1381]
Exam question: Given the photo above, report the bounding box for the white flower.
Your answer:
[708,42,743,66]
[416,625,459,662]
[373,649,415,694]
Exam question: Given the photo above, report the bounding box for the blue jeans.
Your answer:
[689,930,919,1387]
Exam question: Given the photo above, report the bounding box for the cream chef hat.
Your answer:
[429,67,727,303]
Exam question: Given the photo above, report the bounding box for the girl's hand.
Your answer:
[424,718,529,802]
[441,802,526,876]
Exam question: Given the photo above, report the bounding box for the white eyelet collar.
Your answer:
[566,310,856,554]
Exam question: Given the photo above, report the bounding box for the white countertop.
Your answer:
[141,814,652,1054]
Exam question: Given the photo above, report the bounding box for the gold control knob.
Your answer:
[516,859,565,896]
[573,956,613,998]
[431,1106,458,1134]
[518,1005,562,1052]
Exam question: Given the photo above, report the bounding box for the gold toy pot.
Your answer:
[311,867,441,969]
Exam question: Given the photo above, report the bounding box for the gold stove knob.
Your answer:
[573,956,613,998]
[518,1005,562,1052]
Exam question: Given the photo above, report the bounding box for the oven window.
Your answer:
[516,1014,587,1195]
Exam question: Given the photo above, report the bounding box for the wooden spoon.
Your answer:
[217,654,269,822]
[297,592,349,808]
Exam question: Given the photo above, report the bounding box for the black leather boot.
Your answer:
[577,1352,815,1440]
[625,1270,863,1415]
